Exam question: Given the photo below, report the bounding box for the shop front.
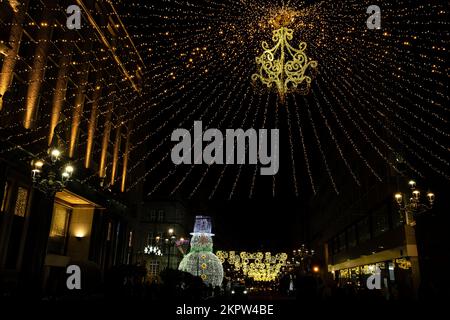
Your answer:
[329,247,418,300]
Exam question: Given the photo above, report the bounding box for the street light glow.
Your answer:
[34,160,44,168]
[51,148,61,159]
[65,164,74,174]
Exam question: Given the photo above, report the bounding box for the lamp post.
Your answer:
[154,228,181,270]
[394,180,435,227]
[394,179,435,299]
[166,228,178,269]
[291,244,315,274]
[31,122,74,197]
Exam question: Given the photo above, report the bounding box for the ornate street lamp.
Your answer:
[394,180,435,227]
[156,227,184,269]
[31,122,74,197]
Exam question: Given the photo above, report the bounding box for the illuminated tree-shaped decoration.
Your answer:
[178,216,224,287]
[252,12,318,103]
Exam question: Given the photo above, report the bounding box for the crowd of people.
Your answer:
[42,263,436,301]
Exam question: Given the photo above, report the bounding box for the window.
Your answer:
[150,209,156,222]
[148,260,160,277]
[107,221,112,241]
[391,206,403,228]
[1,181,10,212]
[158,209,165,222]
[128,231,133,247]
[13,187,29,217]
[147,232,154,245]
[373,208,389,237]
[47,203,71,255]
[5,185,28,268]
[176,209,184,223]
[357,216,371,243]
[142,209,155,222]
[347,225,357,248]
[338,232,346,252]
[331,237,339,255]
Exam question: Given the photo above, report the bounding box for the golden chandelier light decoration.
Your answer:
[252,11,318,103]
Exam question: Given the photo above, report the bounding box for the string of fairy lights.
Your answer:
[216,251,289,282]
[118,0,448,197]
[0,0,448,198]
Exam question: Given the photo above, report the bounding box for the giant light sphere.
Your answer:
[178,216,224,287]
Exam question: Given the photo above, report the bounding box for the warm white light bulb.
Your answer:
[50,149,61,161]
[65,165,74,174]
[34,160,44,168]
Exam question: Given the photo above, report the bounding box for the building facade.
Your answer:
[135,200,191,280]
[308,148,424,299]
[0,0,144,298]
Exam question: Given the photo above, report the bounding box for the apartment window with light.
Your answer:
[47,203,71,255]
[14,187,29,217]
[4,185,29,268]
[148,260,159,277]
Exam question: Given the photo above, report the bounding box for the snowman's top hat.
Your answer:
[190,215,214,236]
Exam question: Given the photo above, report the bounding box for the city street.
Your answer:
[0,0,448,314]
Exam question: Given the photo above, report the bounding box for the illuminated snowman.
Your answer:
[178,216,223,287]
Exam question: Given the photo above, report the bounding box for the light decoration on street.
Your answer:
[394,180,435,227]
[179,216,224,287]
[216,251,288,282]
[144,245,162,256]
[395,258,412,270]
[0,0,448,200]
[252,9,318,103]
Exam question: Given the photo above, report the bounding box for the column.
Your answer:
[69,58,90,158]
[121,123,132,192]
[19,190,54,297]
[405,224,421,299]
[85,81,102,168]
[110,124,121,185]
[99,99,113,178]
[48,35,73,145]
[0,0,28,111]
[24,7,54,129]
